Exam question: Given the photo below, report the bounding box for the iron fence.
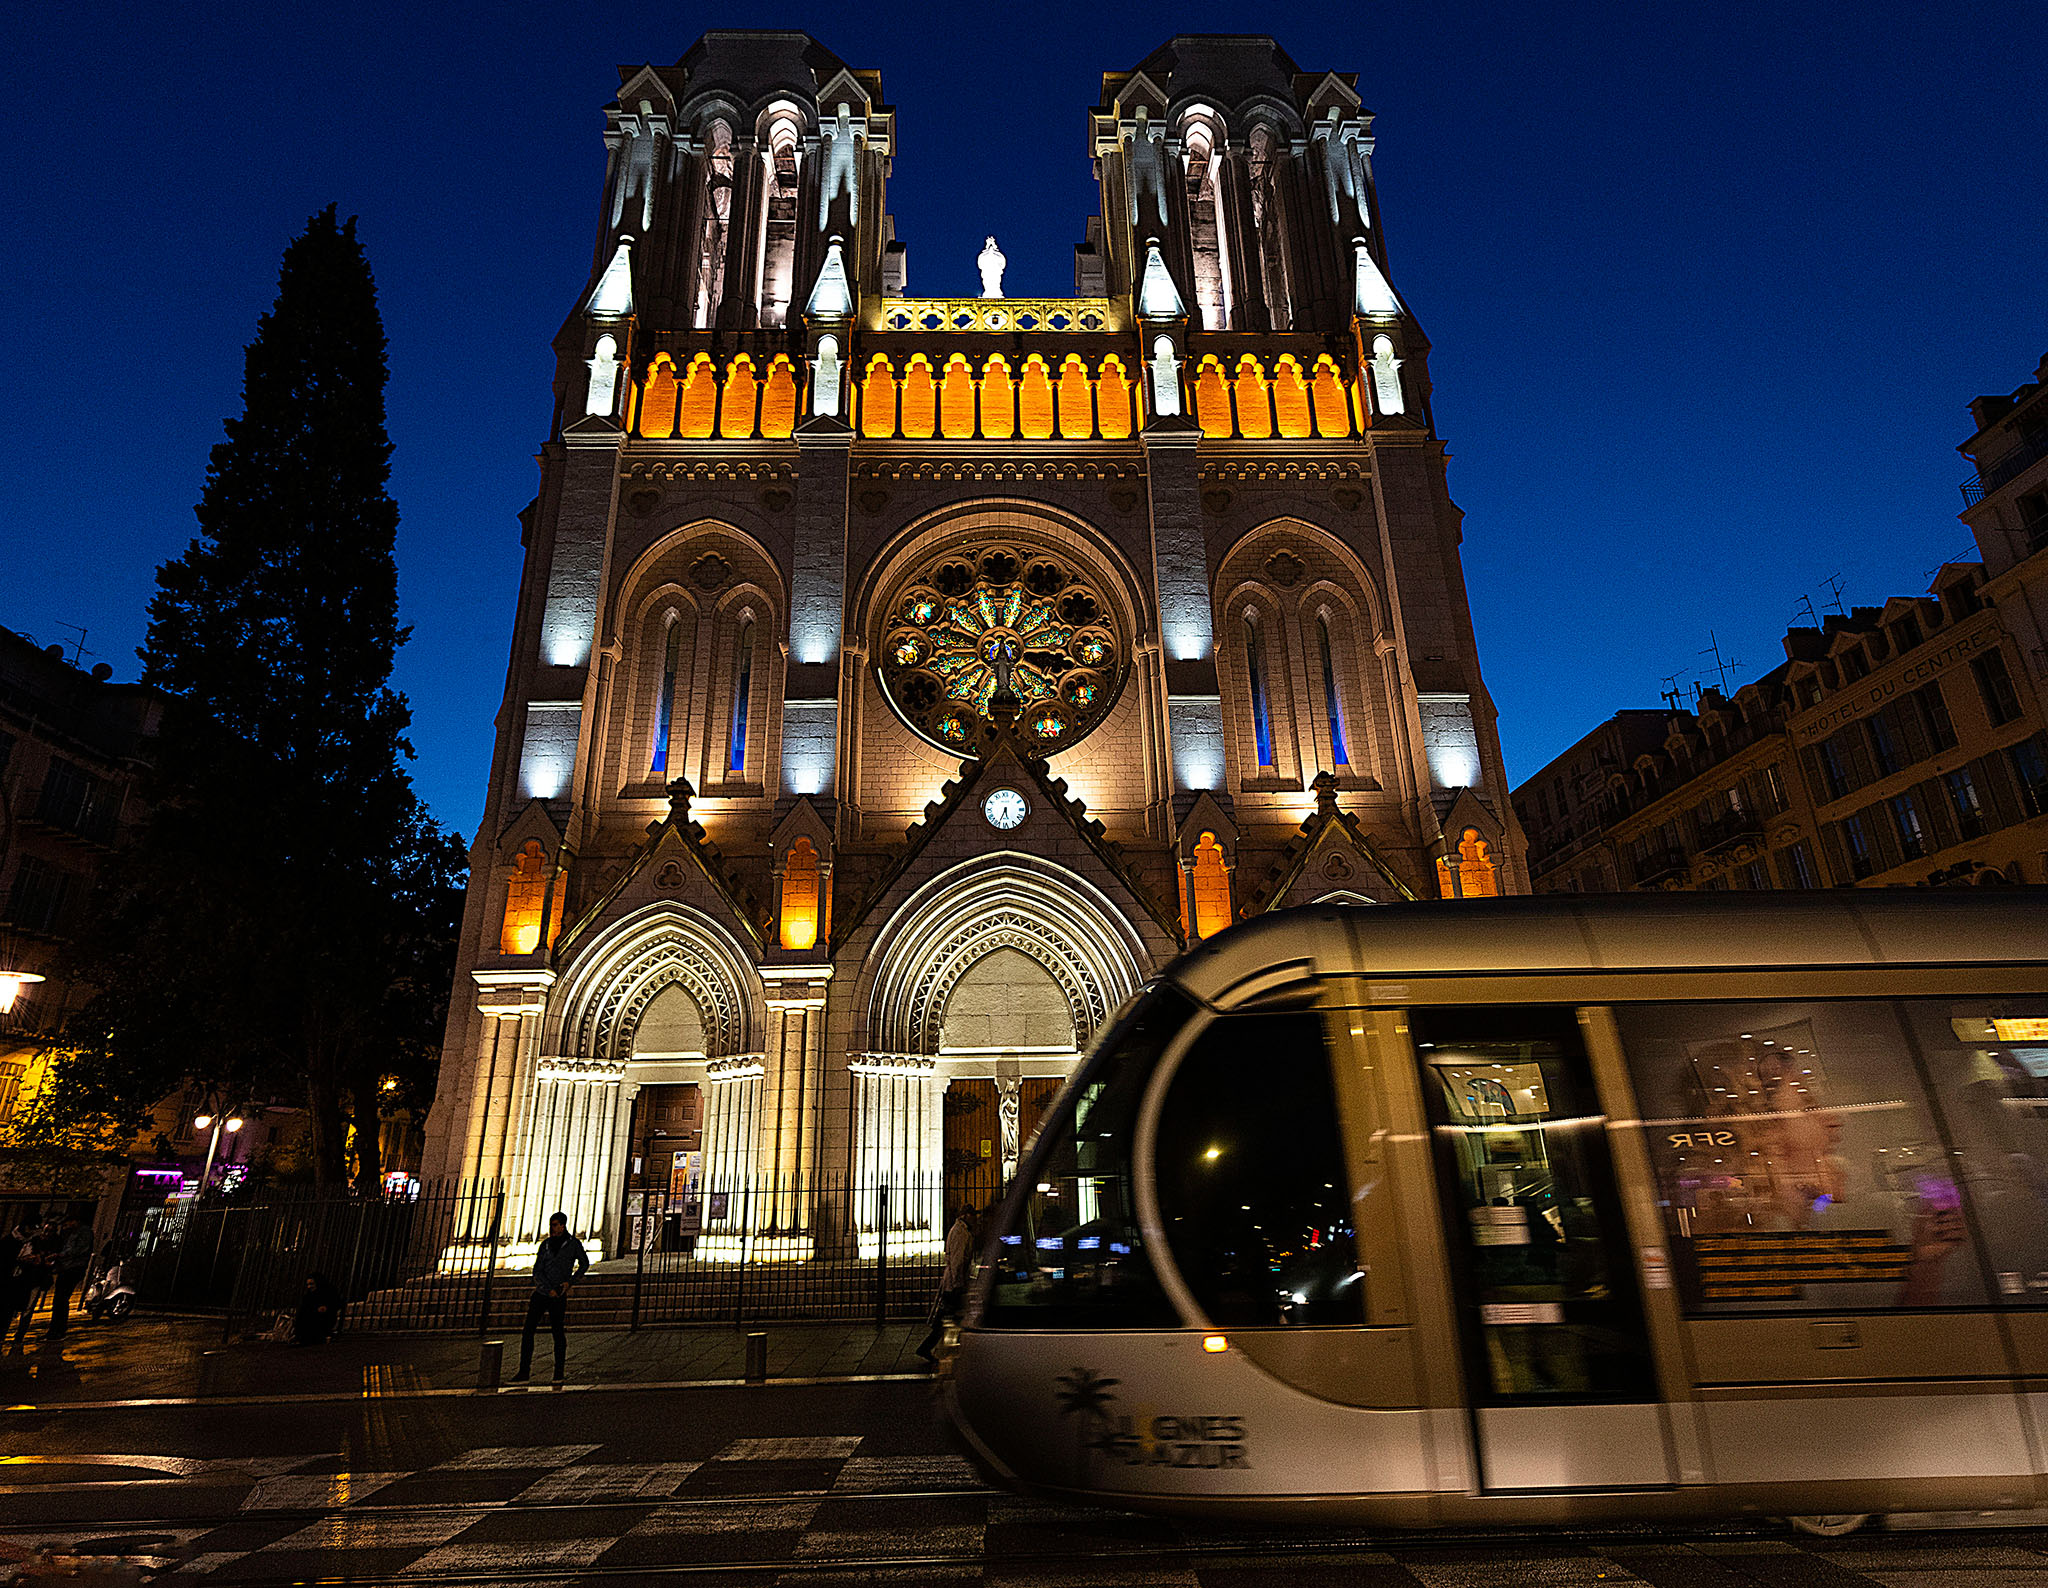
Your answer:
[107,1167,1012,1335]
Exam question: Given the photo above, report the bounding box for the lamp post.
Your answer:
[192,1103,244,1198]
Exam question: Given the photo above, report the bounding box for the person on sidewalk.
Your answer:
[12,1217,51,1348]
[916,1205,977,1364]
[46,1213,93,1340]
[293,1272,344,1346]
[512,1212,588,1384]
[0,1225,28,1346]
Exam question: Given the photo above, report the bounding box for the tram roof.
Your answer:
[1170,890,2048,1006]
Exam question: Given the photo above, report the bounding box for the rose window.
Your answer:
[878,545,1122,754]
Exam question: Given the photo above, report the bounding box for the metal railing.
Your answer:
[1966,425,2048,501]
[110,1168,1011,1335]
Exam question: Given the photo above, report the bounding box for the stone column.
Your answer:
[849,1056,944,1257]
[512,1058,624,1261]
[759,965,832,1229]
[1143,417,1225,799]
[784,416,853,801]
[464,971,554,1266]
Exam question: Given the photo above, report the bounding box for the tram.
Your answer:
[946,891,2048,1531]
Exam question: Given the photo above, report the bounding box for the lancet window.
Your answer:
[1317,615,1350,769]
[1190,831,1232,939]
[728,617,755,775]
[1437,829,1500,899]
[1181,118,1233,330]
[691,119,735,329]
[650,614,682,776]
[500,840,563,956]
[757,114,802,328]
[1244,614,1275,770]
[780,837,822,951]
[1245,122,1292,330]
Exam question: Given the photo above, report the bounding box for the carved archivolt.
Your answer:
[554,902,761,1064]
[861,855,1148,1058]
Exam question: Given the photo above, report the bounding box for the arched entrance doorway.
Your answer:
[854,855,1147,1253]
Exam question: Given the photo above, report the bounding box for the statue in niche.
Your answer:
[1369,334,1405,416]
[1318,111,1371,241]
[817,102,860,231]
[584,334,621,418]
[1148,334,1181,418]
[977,235,1006,299]
[997,1078,1022,1181]
[811,334,842,419]
[1125,106,1170,241]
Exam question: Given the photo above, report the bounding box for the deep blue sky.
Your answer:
[5,2,2044,836]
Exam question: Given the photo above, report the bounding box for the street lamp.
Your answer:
[193,1103,245,1197]
[0,971,44,1016]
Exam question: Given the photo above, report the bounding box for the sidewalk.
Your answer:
[0,1313,929,1407]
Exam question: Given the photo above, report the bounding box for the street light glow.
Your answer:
[193,1113,213,1130]
[0,972,45,1014]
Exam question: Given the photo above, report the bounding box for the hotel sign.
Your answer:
[1790,622,2002,746]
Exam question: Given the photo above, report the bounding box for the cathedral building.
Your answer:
[422,31,1526,1260]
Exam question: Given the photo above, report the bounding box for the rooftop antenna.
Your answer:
[1792,594,1821,629]
[1660,673,1686,712]
[1821,575,1847,616]
[1698,630,1745,695]
[52,623,93,667]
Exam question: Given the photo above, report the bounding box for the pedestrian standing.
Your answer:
[12,1217,50,1348]
[0,1226,27,1346]
[512,1212,588,1384]
[47,1213,93,1340]
[916,1205,977,1363]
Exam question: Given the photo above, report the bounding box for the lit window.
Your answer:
[1190,831,1232,939]
[780,837,821,951]
[1437,828,1499,899]
[500,840,550,955]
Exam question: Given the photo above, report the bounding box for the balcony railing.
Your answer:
[870,298,1122,335]
[1967,425,2048,501]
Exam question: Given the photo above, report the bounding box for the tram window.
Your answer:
[1414,1006,1654,1401]
[977,987,1185,1329]
[1152,1011,1365,1326]
[1614,1000,1987,1314]
[1897,1000,2048,1304]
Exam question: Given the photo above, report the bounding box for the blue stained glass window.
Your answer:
[1244,615,1273,769]
[728,619,754,774]
[1318,616,1349,768]
[650,618,680,775]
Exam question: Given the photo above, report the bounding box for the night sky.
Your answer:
[5,2,2044,836]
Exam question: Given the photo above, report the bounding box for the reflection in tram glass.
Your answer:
[1153,1011,1365,1325]
[1415,1006,1653,1401]
[978,988,1186,1328]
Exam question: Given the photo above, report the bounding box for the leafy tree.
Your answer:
[41,206,463,1193]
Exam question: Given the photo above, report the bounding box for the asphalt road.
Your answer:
[7,1378,2048,1584]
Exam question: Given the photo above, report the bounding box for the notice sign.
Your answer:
[1693,1230,1912,1300]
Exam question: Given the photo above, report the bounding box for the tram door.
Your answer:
[1413,1006,1672,1491]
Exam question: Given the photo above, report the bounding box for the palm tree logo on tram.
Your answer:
[1054,1366,1128,1479]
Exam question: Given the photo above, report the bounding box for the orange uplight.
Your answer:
[1202,1334,1228,1354]
[1993,1019,2048,1042]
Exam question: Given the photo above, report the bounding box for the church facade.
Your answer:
[421,31,1526,1260]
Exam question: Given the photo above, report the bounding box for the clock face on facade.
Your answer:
[983,788,1028,830]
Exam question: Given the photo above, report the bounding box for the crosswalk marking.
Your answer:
[438,1444,602,1470]
[241,1470,408,1510]
[512,1462,700,1503]
[717,1436,863,1461]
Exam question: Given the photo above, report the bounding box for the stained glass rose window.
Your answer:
[878,544,1122,754]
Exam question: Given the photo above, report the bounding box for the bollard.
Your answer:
[478,1339,504,1393]
[744,1331,768,1383]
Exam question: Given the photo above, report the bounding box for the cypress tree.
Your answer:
[51,207,463,1192]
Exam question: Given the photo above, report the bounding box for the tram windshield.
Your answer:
[1152,1009,1366,1325]
[977,986,1188,1328]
